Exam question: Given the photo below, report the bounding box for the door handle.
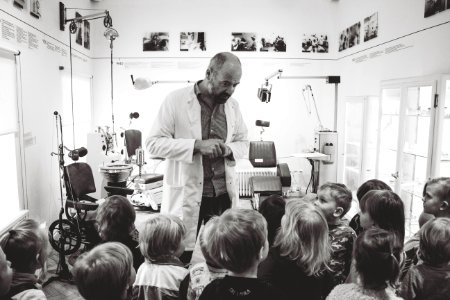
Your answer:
[391,171,399,179]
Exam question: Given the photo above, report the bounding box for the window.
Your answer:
[0,49,27,232]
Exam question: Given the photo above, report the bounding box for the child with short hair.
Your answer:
[0,219,49,299]
[179,218,227,300]
[96,195,144,271]
[327,228,402,300]
[0,247,13,296]
[350,179,392,235]
[258,200,332,300]
[258,194,286,246]
[133,214,188,300]
[399,217,450,300]
[422,177,450,218]
[199,208,276,300]
[314,182,356,286]
[73,242,136,300]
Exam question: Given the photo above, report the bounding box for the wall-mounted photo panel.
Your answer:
[447,0,450,9]
[302,34,328,53]
[424,0,445,17]
[30,0,40,18]
[231,32,257,51]
[75,12,83,46]
[84,20,90,50]
[143,32,169,51]
[259,33,286,52]
[338,22,360,52]
[13,0,25,9]
[364,12,378,42]
[180,32,206,51]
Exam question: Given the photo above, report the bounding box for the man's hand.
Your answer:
[194,139,224,158]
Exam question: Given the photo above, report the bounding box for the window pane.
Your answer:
[0,133,20,219]
[440,80,450,176]
[0,55,18,135]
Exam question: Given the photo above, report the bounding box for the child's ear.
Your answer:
[440,201,449,211]
[333,207,344,218]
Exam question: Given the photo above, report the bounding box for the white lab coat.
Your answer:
[146,85,249,250]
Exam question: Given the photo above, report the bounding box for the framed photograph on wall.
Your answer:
[364,12,378,42]
[84,20,90,50]
[143,32,169,51]
[302,34,328,53]
[259,33,286,52]
[30,0,40,18]
[75,12,83,46]
[180,32,206,51]
[424,0,445,17]
[13,0,25,9]
[231,32,257,51]
[338,22,360,52]
[447,0,450,9]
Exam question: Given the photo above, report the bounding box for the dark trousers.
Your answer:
[196,193,231,237]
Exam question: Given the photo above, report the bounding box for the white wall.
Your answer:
[334,0,450,181]
[0,0,94,225]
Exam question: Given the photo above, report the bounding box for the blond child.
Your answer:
[399,217,450,300]
[0,247,13,296]
[179,218,227,300]
[422,177,450,218]
[133,214,188,300]
[199,208,276,300]
[73,242,136,300]
[314,183,356,286]
[258,200,332,300]
[0,219,49,299]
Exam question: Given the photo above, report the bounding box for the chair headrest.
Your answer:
[249,141,277,168]
[124,129,142,157]
[65,162,96,198]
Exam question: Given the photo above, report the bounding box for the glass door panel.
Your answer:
[362,97,380,181]
[439,79,450,176]
[343,100,364,191]
[377,88,401,190]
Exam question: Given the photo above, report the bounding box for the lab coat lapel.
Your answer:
[225,99,236,143]
[186,88,202,140]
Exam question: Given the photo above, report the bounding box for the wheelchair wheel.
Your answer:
[48,219,81,255]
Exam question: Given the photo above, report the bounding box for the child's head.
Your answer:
[139,214,186,261]
[422,177,450,217]
[0,247,12,296]
[419,217,450,266]
[199,218,221,269]
[354,228,401,289]
[73,242,135,300]
[96,195,136,242]
[275,200,330,276]
[0,219,48,274]
[259,195,286,246]
[315,182,352,222]
[357,179,392,202]
[360,190,405,244]
[207,208,268,274]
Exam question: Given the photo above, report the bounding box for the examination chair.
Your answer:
[248,120,291,209]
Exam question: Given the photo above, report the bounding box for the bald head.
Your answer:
[208,52,241,73]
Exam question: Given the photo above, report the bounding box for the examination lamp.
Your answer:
[131,75,194,90]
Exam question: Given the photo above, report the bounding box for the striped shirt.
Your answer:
[194,81,227,197]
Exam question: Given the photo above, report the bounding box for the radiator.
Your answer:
[236,168,277,197]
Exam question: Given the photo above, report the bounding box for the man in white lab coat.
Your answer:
[146,52,249,260]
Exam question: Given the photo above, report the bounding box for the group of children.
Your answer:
[0,177,449,300]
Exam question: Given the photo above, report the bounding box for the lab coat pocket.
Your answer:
[161,185,184,219]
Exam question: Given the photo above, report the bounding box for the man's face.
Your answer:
[206,62,242,104]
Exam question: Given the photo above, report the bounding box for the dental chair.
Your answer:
[248,120,291,209]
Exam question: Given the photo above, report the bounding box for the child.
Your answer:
[0,219,48,299]
[399,217,450,300]
[133,214,188,300]
[359,190,405,245]
[199,208,276,300]
[0,247,13,296]
[96,195,144,271]
[422,177,450,218]
[179,218,227,300]
[314,182,356,286]
[258,200,332,300]
[73,242,136,300]
[327,228,402,300]
[349,179,392,235]
[258,194,286,246]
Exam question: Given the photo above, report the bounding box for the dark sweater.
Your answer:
[257,247,333,300]
[198,276,277,300]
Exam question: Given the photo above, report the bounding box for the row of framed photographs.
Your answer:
[338,12,378,52]
[12,0,40,19]
[424,0,450,18]
[144,32,329,53]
